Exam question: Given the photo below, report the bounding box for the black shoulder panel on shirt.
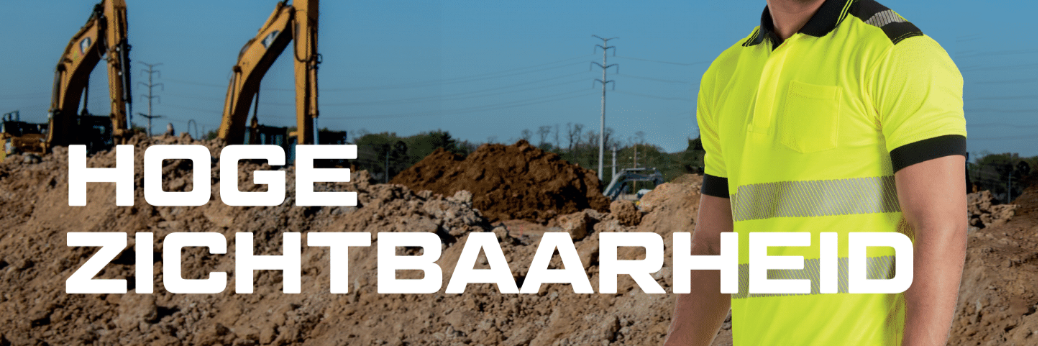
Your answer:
[889,135,966,173]
[882,22,924,45]
[848,0,923,44]
[701,174,730,198]
[743,28,764,47]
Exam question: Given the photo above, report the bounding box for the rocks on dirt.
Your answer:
[953,188,1038,345]
[610,200,641,227]
[0,134,715,345]
[555,210,594,240]
[968,191,1018,229]
[5,131,1031,346]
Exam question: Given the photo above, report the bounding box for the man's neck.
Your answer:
[766,0,826,40]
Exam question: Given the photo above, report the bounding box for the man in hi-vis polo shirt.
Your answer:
[665,0,967,345]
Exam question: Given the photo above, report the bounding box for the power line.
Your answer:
[0,91,49,97]
[614,90,693,102]
[4,102,50,112]
[164,78,300,93]
[960,63,1038,72]
[324,90,595,120]
[321,72,589,105]
[969,134,1038,141]
[323,79,587,107]
[592,35,618,181]
[356,92,594,120]
[965,108,1038,114]
[161,92,225,103]
[138,62,164,136]
[619,74,690,84]
[972,78,1037,85]
[326,62,589,91]
[614,55,712,66]
[165,89,595,121]
[162,56,595,93]
[163,104,220,114]
[163,73,591,107]
[955,34,984,42]
[169,117,219,126]
[390,54,593,84]
[164,78,225,88]
[969,123,1038,129]
[0,93,50,100]
[967,95,1038,101]
[957,48,1038,59]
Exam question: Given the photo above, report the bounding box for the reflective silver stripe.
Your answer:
[865,9,905,28]
[730,176,900,222]
[732,256,896,299]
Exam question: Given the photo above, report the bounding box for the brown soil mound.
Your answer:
[1012,183,1038,217]
[969,191,1018,230]
[951,195,1038,346]
[5,133,1027,346]
[669,173,704,190]
[610,200,641,227]
[391,140,610,223]
[0,136,725,345]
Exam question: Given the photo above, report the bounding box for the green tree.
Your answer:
[354,129,471,181]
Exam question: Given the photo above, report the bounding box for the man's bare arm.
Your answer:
[894,154,967,346]
[664,194,734,346]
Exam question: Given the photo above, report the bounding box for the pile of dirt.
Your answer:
[390,140,610,223]
[1011,183,1038,217]
[669,173,704,192]
[610,200,641,227]
[968,191,1019,230]
[0,136,726,345]
[950,195,1038,346]
[7,133,1031,346]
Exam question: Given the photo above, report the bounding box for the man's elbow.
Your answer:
[904,212,967,252]
[903,201,968,240]
[691,235,723,256]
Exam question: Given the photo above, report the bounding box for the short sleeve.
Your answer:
[871,35,967,172]
[697,79,730,198]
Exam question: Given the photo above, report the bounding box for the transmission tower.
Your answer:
[591,35,617,181]
[138,62,164,136]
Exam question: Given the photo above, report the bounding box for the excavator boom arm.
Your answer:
[104,0,132,137]
[218,0,319,145]
[293,0,319,145]
[46,0,131,149]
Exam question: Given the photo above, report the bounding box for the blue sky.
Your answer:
[1,0,1035,156]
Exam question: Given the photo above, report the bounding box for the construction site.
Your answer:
[3,0,1038,345]
[0,134,1031,345]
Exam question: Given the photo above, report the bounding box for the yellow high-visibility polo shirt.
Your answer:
[697,0,966,344]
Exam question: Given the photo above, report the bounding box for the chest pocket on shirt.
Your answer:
[779,80,841,153]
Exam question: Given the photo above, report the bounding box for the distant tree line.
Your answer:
[350,123,705,186]
[351,129,478,182]
[969,152,1037,202]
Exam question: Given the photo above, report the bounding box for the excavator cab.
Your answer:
[317,129,347,145]
[70,113,115,154]
[246,115,290,148]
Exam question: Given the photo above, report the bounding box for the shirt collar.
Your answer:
[747,0,852,47]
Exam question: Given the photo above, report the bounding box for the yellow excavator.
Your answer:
[3,0,132,158]
[217,0,324,149]
[50,0,132,152]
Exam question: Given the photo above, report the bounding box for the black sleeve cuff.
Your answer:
[890,134,966,172]
[701,174,730,198]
